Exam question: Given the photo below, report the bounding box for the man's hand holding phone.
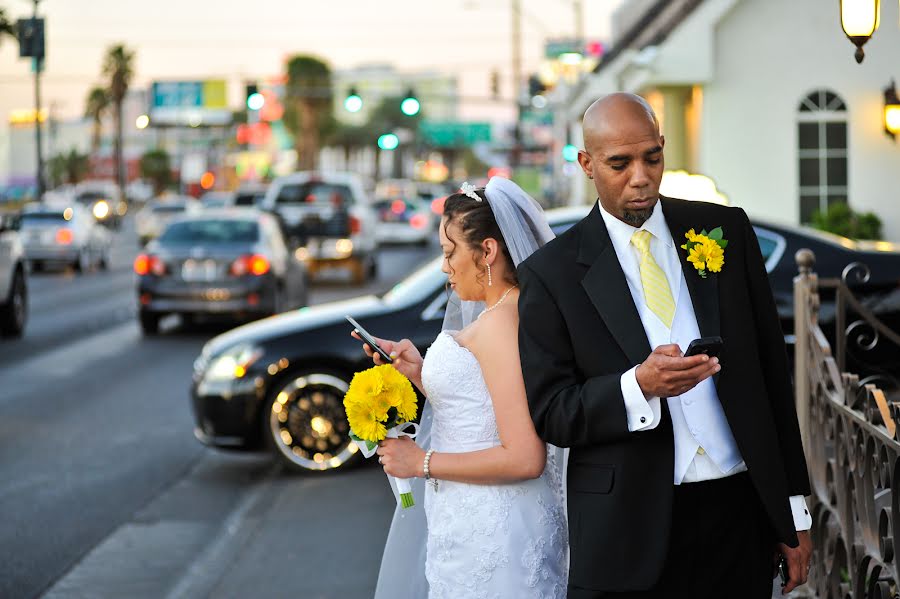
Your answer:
[636,342,721,399]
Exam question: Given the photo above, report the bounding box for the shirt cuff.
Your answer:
[789,495,812,531]
[621,366,660,432]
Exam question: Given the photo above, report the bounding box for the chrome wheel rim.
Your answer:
[268,373,356,470]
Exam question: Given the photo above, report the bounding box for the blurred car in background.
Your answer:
[259,172,377,284]
[0,212,27,337]
[19,203,111,272]
[136,196,201,245]
[200,191,234,209]
[373,194,435,245]
[200,185,269,210]
[135,208,308,335]
[188,205,585,472]
[74,181,127,229]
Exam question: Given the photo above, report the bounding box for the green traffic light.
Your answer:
[378,133,399,150]
[344,94,363,113]
[562,144,578,162]
[400,97,420,116]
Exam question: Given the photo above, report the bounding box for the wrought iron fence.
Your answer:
[794,249,900,599]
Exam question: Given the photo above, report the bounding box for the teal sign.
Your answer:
[419,121,491,147]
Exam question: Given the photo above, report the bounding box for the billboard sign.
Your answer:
[149,80,230,126]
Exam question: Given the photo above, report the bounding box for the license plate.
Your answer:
[181,259,218,282]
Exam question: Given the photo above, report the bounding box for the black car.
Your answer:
[136,209,309,334]
[190,205,900,471]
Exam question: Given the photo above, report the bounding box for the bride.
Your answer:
[355,177,568,598]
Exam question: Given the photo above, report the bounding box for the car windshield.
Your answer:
[76,192,106,203]
[234,192,262,206]
[275,182,352,206]
[382,255,445,306]
[159,219,259,243]
[152,204,187,213]
[21,212,70,226]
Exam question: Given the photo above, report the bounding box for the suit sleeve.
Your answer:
[518,261,632,448]
[739,209,811,497]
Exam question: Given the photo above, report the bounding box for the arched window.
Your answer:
[797,90,848,223]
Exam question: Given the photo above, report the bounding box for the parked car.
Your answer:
[259,172,378,284]
[0,212,27,337]
[73,181,127,229]
[136,208,309,335]
[189,206,585,472]
[135,196,202,245]
[19,203,111,272]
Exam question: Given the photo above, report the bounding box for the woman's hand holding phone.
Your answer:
[350,330,425,392]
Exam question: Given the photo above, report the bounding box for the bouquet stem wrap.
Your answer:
[352,421,420,508]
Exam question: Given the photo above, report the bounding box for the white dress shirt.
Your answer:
[598,199,811,531]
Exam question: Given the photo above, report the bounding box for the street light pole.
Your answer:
[511,0,522,171]
[31,0,44,200]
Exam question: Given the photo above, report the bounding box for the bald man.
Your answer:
[518,93,812,598]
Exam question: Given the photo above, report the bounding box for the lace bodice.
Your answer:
[419,331,568,599]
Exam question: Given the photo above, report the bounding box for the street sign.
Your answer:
[419,121,491,147]
[149,80,230,126]
[17,18,45,59]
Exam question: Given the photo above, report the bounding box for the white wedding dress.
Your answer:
[419,331,568,599]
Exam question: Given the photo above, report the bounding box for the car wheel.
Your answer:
[263,369,361,472]
[139,311,160,335]
[367,255,378,280]
[30,260,43,273]
[74,250,90,273]
[0,269,27,338]
[99,250,110,271]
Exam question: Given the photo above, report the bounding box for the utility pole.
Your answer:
[511,0,522,171]
[30,0,45,200]
[574,0,584,44]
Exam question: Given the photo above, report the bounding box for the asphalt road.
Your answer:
[0,216,437,599]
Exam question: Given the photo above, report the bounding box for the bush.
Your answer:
[811,202,883,240]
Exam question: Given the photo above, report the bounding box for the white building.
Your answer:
[558,0,900,240]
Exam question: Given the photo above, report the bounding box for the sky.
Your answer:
[0,0,624,129]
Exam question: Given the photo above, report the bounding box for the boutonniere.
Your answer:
[680,227,727,278]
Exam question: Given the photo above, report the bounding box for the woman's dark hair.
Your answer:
[442,188,516,287]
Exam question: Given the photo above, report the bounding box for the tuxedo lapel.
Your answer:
[578,205,652,366]
[662,198,721,341]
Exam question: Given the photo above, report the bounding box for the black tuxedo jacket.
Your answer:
[517,197,810,592]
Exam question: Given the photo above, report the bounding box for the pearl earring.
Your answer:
[487,263,493,287]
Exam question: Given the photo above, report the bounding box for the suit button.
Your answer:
[640,416,647,424]
[697,447,706,455]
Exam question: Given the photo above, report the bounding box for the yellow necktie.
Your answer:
[630,229,675,328]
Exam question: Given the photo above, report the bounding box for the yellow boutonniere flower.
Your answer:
[680,226,727,278]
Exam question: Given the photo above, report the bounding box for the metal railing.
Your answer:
[794,249,900,599]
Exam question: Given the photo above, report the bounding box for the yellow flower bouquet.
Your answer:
[343,364,419,508]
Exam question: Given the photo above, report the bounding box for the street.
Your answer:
[0,217,432,599]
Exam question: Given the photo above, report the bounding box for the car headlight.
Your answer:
[93,201,110,219]
[203,343,264,382]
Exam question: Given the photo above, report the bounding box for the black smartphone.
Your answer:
[777,555,789,587]
[684,336,724,359]
[346,316,393,364]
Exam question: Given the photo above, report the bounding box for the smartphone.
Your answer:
[684,336,724,359]
[777,555,789,587]
[346,316,393,364]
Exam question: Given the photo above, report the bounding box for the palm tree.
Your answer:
[84,87,109,159]
[0,9,16,49]
[283,55,335,171]
[101,44,135,196]
[48,149,90,188]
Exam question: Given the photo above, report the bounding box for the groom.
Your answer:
[518,93,812,598]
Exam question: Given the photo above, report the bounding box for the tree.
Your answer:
[140,149,172,196]
[101,44,135,197]
[327,123,375,166]
[365,96,423,178]
[811,202,883,240]
[48,149,89,188]
[283,55,335,171]
[0,9,16,49]
[84,87,110,158]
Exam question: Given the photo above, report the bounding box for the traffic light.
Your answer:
[246,84,264,110]
[17,18,45,59]
[562,144,578,162]
[400,89,420,116]
[490,71,500,100]
[344,87,363,113]
[528,75,546,98]
[378,133,399,150]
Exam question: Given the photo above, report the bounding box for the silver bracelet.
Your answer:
[423,449,438,492]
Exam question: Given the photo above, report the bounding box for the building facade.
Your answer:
[559,0,900,240]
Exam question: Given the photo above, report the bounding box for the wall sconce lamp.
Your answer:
[840,0,881,63]
[885,79,900,140]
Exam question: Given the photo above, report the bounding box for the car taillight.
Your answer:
[409,214,428,229]
[56,228,73,245]
[391,199,406,215]
[349,216,361,235]
[134,254,166,276]
[431,196,446,215]
[231,254,270,276]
